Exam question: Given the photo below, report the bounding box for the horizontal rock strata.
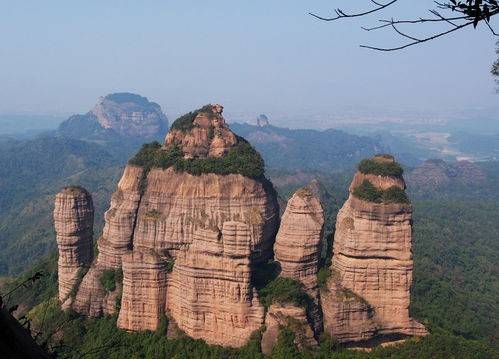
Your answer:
[54,187,94,304]
[73,165,143,317]
[321,271,377,343]
[133,168,279,265]
[274,186,325,336]
[322,160,427,343]
[274,187,324,293]
[117,249,168,331]
[167,221,265,347]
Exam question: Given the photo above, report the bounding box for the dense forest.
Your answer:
[2,165,498,358]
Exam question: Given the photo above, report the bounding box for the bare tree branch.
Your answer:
[311,1,499,51]
[309,0,398,21]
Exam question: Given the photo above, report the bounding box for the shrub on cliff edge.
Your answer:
[129,137,265,179]
[358,157,404,177]
[353,180,409,204]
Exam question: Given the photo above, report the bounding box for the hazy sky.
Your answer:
[0,0,498,120]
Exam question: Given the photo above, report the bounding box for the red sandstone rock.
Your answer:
[167,221,265,347]
[165,104,237,159]
[117,249,168,331]
[274,187,324,293]
[54,187,94,305]
[322,157,427,343]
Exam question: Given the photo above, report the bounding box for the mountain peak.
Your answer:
[58,92,168,140]
[165,104,238,159]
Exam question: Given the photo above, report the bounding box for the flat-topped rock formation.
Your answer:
[58,92,168,140]
[322,155,427,343]
[54,187,94,305]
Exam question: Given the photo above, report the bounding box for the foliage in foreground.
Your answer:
[24,303,498,359]
[128,138,265,178]
[352,180,409,204]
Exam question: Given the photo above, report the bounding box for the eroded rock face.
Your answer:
[117,249,168,331]
[321,271,377,343]
[165,104,237,158]
[92,93,168,138]
[133,168,278,265]
[97,165,143,268]
[73,165,143,317]
[58,93,168,140]
[167,221,265,347]
[54,187,94,304]
[67,105,279,347]
[71,265,121,317]
[273,186,325,337]
[322,158,427,343]
[261,304,317,355]
[274,187,324,293]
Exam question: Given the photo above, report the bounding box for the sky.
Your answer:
[0,0,498,123]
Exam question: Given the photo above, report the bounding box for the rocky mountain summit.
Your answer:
[58,92,168,140]
[54,107,426,350]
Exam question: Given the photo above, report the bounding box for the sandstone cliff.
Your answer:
[56,111,427,350]
[67,104,279,347]
[54,187,94,306]
[274,187,324,293]
[322,155,427,343]
[72,165,143,317]
[273,186,325,338]
[167,221,265,347]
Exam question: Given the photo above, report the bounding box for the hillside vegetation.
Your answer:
[0,136,124,275]
[129,138,265,178]
[230,123,384,172]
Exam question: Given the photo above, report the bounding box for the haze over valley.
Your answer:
[1,1,498,358]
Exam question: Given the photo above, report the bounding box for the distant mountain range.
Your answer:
[231,122,385,172]
[1,97,497,277]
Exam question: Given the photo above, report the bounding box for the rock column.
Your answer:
[54,187,94,303]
